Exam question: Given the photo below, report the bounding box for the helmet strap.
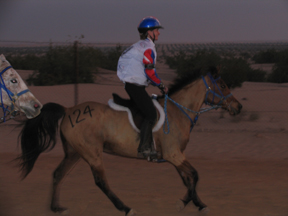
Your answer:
[152,32,156,42]
[147,31,155,42]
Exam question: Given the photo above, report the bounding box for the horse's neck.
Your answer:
[169,78,206,112]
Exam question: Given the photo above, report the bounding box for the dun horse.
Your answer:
[0,54,42,120]
[18,67,242,215]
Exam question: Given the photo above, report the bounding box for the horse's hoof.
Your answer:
[51,206,69,215]
[199,206,209,214]
[126,209,137,216]
[176,199,185,212]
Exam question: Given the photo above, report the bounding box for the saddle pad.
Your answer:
[108,98,165,133]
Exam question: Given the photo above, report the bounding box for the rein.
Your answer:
[163,73,233,134]
[0,66,30,123]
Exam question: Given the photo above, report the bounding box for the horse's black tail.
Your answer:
[16,102,66,179]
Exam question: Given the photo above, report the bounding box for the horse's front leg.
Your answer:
[165,148,207,212]
[175,159,207,211]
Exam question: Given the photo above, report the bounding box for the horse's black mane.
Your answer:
[167,66,218,96]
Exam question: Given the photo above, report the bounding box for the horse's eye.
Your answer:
[221,84,226,89]
[11,79,17,84]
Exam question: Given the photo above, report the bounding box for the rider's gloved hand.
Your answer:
[159,83,168,95]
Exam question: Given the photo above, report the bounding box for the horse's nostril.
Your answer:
[239,104,243,110]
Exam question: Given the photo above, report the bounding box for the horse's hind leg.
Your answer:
[174,159,207,211]
[51,141,81,213]
[89,158,133,216]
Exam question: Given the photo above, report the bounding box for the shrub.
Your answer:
[6,43,123,86]
[220,57,249,88]
[252,49,279,63]
[267,49,288,83]
[27,45,95,85]
[165,50,221,78]
[165,48,272,87]
[165,50,257,88]
[100,45,123,71]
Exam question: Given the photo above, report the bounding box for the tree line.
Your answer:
[6,43,122,86]
[5,43,288,87]
[165,48,288,88]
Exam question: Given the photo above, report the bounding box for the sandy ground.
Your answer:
[1,65,288,216]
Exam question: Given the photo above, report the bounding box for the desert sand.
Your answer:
[0,64,288,216]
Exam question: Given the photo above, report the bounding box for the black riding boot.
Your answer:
[138,119,157,159]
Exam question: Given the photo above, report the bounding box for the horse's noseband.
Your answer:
[201,73,232,106]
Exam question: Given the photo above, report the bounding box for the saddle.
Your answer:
[108,93,165,133]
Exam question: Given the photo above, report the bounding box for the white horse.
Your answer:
[0,54,42,120]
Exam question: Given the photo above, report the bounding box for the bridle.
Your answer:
[202,73,233,106]
[0,66,30,122]
[163,73,234,134]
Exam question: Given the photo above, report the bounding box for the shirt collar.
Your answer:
[146,37,155,46]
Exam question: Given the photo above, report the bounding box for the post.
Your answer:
[74,40,79,106]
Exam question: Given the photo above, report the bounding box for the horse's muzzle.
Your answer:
[229,103,242,115]
[20,101,42,119]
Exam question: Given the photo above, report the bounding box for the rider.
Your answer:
[117,16,169,159]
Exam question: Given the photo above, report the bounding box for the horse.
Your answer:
[17,66,242,215]
[0,54,42,121]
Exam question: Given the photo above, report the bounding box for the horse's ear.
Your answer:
[209,66,219,78]
[0,54,5,60]
[216,65,222,74]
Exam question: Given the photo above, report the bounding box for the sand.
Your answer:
[0,65,288,216]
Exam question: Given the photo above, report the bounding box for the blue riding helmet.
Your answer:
[137,16,164,34]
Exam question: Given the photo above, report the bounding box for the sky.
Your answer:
[0,0,288,44]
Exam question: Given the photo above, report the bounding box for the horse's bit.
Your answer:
[0,66,30,122]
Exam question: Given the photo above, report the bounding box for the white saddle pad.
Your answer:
[108,98,165,133]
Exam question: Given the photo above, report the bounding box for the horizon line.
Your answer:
[1,39,288,45]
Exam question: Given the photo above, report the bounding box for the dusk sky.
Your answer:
[1,0,288,44]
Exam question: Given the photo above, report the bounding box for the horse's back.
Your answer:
[60,101,139,158]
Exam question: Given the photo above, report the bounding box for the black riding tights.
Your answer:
[124,82,157,124]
